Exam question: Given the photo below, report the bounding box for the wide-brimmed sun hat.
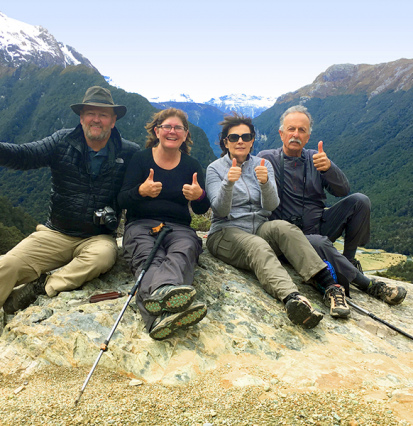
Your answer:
[70,86,127,119]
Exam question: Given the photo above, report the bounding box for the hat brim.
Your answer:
[70,103,127,120]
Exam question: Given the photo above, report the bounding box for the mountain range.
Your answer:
[0,12,95,71]
[151,94,277,156]
[0,11,412,256]
[150,93,276,118]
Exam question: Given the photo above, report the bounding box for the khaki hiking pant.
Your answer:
[0,224,118,308]
[206,220,327,302]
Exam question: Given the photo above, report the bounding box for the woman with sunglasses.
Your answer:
[206,113,349,329]
[118,108,209,340]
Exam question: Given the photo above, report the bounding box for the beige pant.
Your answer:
[0,224,118,307]
[207,220,327,301]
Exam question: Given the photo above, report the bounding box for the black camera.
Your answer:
[93,206,118,231]
[289,215,304,230]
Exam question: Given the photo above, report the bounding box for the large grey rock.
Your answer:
[1,235,412,398]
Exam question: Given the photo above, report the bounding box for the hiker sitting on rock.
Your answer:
[0,86,139,315]
[118,108,210,341]
[206,113,351,328]
[257,105,407,305]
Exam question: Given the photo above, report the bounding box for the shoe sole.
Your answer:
[143,286,196,315]
[330,307,351,318]
[149,303,207,341]
[385,287,407,305]
[286,299,323,329]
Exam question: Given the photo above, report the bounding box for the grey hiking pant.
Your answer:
[122,219,203,331]
[206,220,327,302]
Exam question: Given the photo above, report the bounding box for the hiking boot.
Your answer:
[366,279,407,305]
[3,273,49,315]
[149,303,207,341]
[350,258,363,273]
[143,285,196,315]
[324,285,350,318]
[284,294,323,329]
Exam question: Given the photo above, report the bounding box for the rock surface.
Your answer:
[1,235,412,421]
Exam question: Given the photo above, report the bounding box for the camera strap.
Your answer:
[279,151,306,220]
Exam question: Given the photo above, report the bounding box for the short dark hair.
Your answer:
[145,108,193,154]
[218,113,255,157]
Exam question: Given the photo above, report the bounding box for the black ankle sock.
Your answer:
[351,271,371,290]
[314,267,336,289]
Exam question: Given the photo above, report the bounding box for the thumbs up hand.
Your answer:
[255,158,268,184]
[183,172,204,201]
[139,168,163,197]
[312,141,331,171]
[228,158,242,182]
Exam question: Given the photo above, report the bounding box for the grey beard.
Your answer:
[83,126,111,142]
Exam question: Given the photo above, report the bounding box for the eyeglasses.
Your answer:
[157,124,187,133]
[226,133,254,143]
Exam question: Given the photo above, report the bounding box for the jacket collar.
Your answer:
[224,152,252,166]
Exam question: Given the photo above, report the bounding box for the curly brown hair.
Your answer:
[145,108,193,154]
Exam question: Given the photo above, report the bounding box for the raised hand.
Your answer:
[312,141,331,172]
[228,158,242,182]
[255,158,268,184]
[182,172,204,201]
[138,168,162,198]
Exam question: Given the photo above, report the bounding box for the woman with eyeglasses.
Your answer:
[206,113,348,329]
[118,108,209,340]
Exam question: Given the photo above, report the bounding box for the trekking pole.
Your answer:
[74,223,172,406]
[346,299,413,341]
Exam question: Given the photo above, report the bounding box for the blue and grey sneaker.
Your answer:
[143,285,196,315]
[149,303,208,341]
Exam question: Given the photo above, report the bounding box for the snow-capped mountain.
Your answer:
[149,93,196,103]
[205,94,277,118]
[0,11,96,70]
[150,93,277,119]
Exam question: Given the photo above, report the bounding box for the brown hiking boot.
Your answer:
[350,258,363,273]
[366,279,407,305]
[285,294,323,329]
[149,303,207,340]
[3,274,49,315]
[324,285,350,318]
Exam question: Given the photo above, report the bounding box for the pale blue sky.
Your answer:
[2,0,413,102]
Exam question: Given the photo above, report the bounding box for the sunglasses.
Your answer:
[226,133,254,143]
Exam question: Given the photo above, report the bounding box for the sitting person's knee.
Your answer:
[351,193,371,210]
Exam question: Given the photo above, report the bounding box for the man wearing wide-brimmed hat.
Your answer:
[0,86,140,314]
